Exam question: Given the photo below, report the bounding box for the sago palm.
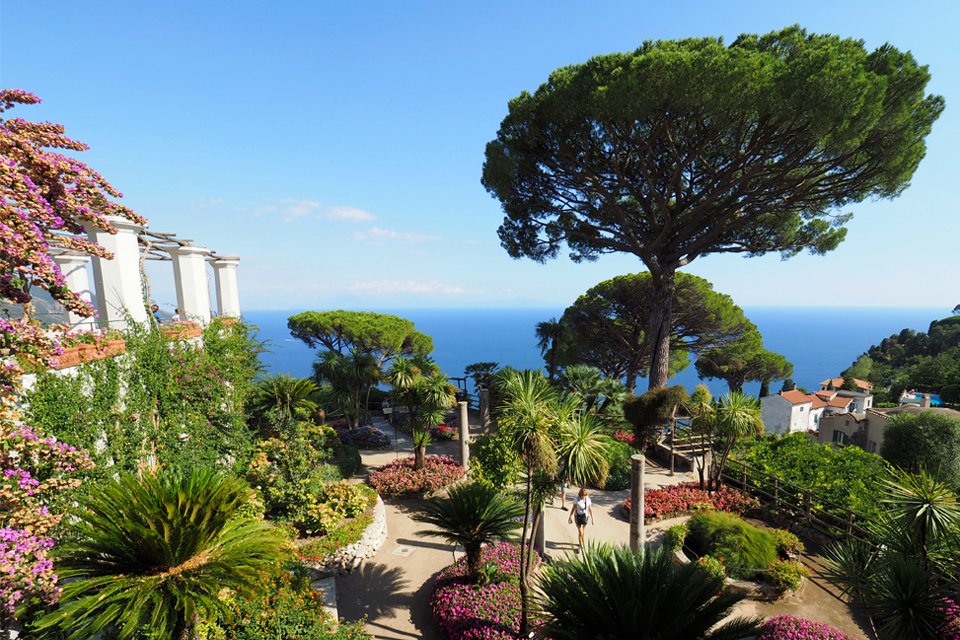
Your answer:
[248,374,319,427]
[33,468,289,640]
[414,482,524,580]
[535,543,760,640]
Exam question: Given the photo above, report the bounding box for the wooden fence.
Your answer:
[720,458,873,543]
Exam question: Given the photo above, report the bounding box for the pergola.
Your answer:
[51,216,241,330]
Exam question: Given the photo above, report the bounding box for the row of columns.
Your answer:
[52,216,241,331]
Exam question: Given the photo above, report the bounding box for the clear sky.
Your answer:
[1,1,957,311]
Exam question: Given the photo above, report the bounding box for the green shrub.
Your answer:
[766,559,810,592]
[213,562,371,639]
[771,528,805,559]
[471,431,523,490]
[663,523,688,552]
[696,555,726,581]
[686,511,778,580]
[602,439,634,491]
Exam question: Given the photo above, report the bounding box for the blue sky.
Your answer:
[2,1,957,311]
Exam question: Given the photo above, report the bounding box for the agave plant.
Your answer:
[33,468,289,640]
[535,543,760,639]
[414,482,524,580]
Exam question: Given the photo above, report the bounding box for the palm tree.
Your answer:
[555,411,610,490]
[413,482,524,580]
[248,374,319,431]
[535,543,760,640]
[34,467,289,640]
[708,392,763,490]
[388,357,457,469]
[822,468,960,639]
[495,369,558,636]
[535,318,567,381]
[314,349,380,427]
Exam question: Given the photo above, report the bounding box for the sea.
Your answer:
[244,307,947,398]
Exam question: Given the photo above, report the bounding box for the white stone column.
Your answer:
[208,257,241,317]
[170,245,212,325]
[52,253,96,330]
[87,216,148,330]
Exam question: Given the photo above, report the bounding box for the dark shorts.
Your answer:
[575,513,588,526]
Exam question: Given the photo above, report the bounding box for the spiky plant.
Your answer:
[33,468,289,640]
[535,543,760,640]
[414,482,524,580]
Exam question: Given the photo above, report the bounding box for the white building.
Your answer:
[761,388,863,435]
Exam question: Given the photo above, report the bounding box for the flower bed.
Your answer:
[431,541,539,640]
[334,423,391,450]
[369,455,465,496]
[757,615,854,640]
[621,482,758,521]
[431,423,456,440]
[296,494,387,575]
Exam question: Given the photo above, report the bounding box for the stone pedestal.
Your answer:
[171,246,212,325]
[209,256,241,317]
[87,216,148,330]
[458,401,469,469]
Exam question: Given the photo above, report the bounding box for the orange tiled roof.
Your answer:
[819,377,874,392]
[780,390,814,406]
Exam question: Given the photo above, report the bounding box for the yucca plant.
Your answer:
[32,468,290,640]
[414,482,524,580]
[535,543,760,640]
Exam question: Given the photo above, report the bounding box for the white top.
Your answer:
[574,496,592,516]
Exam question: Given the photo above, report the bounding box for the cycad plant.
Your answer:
[822,468,960,639]
[535,543,760,640]
[33,468,289,640]
[414,482,524,580]
[248,373,320,433]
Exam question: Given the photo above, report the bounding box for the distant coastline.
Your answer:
[244,306,947,398]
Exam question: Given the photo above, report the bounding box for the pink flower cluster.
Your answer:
[0,527,60,616]
[757,615,854,640]
[1,418,94,623]
[621,482,759,520]
[611,429,636,446]
[938,598,960,640]
[0,89,144,386]
[431,542,538,640]
[369,455,465,496]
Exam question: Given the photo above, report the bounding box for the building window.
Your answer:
[831,430,849,445]
[800,406,805,412]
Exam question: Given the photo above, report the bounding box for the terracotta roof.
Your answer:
[819,377,874,392]
[827,396,853,409]
[811,395,828,409]
[815,390,837,401]
[780,390,814,406]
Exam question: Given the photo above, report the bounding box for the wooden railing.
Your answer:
[721,458,873,543]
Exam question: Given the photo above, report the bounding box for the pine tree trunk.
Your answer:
[759,379,770,399]
[625,369,637,394]
[646,270,676,390]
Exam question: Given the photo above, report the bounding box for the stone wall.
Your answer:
[308,495,388,577]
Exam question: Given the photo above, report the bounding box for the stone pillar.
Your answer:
[208,256,241,317]
[52,254,96,330]
[479,388,490,428]
[629,454,646,554]
[458,401,469,469]
[171,245,212,325]
[87,216,148,330]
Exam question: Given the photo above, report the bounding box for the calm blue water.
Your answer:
[244,307,946,397]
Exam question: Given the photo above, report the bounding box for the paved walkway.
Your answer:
[335,416,871,640]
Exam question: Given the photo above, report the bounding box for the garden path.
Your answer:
[335,419,872,640]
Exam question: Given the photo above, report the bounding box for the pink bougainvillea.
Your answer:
[0,88,143,389]
[621,482,759,520]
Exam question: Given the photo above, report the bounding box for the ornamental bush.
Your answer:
[335,423,391,450]
[757,615,854,640]
[369,455,466,496]
[621,482,758,520]
[686,511,778,581]
[766,560,811,592]
[431,541,539,640]
[602,439,634,491]
[212,562,371,640]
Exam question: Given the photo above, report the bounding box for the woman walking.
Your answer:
[567,487,594,553]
